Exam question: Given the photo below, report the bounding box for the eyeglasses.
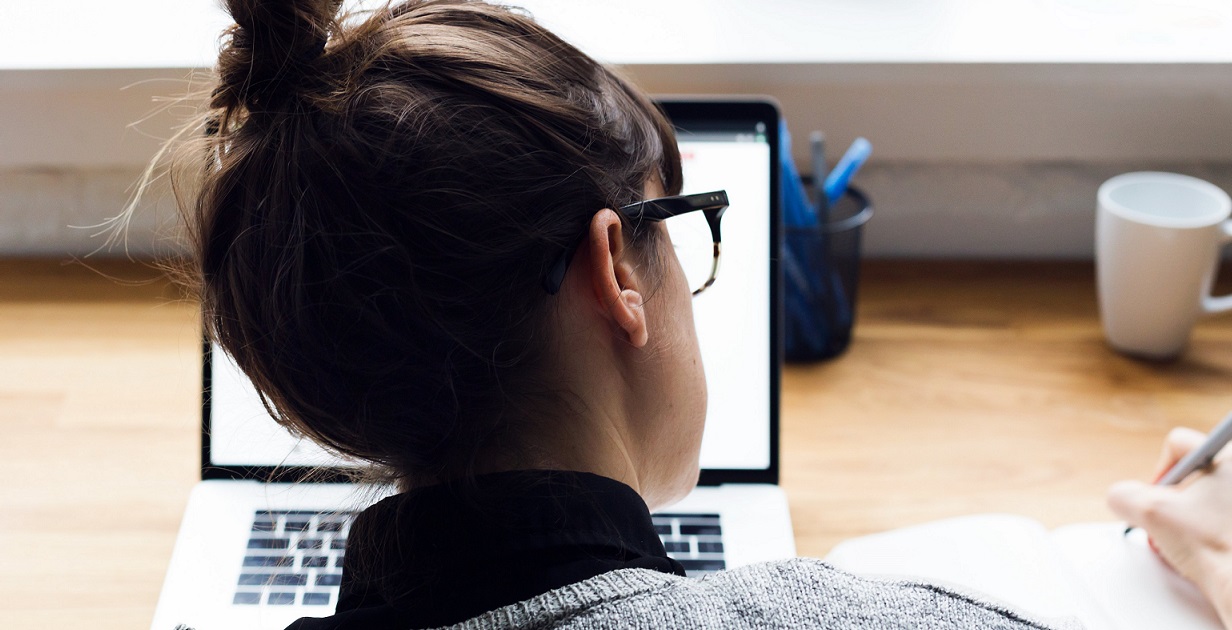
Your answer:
[542,190,730,297]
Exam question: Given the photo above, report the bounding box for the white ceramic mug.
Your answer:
[1097,172,1232,359]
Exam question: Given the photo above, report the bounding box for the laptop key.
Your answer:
[679,524,721,536]
[303,592,332,606]
[653,524,672,536]
[663,541,690,554]
[271,573,308,586]
[238,573,275,586]
[330,539,346,550]
[247,538,290,549]
[298,538,324,550]
[302,556,329,568]
[678,559,726,573]
[233,592,262,605]
[284,520,312,532]
[316,573,343,586]
[268,592,297,605]
[317,521,344,532]
[243,555,293,567]
[697,541,724,554]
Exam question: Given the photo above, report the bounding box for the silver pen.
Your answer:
[1124,410,1232,534]
[809,131,828,217]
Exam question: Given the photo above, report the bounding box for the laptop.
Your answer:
[151,97,794,630]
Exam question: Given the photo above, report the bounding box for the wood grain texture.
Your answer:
[4,258,1231,628]
[784,261,1232,559]
[0,259,200,629]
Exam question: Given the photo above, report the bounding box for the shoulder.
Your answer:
[443,559,1080,630]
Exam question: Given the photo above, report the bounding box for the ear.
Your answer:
[585,209,649,348]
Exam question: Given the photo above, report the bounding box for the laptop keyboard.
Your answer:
[235,510,726,606]
[235,510,353,607]
[653,512,727,576]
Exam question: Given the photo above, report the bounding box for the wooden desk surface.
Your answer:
[4,258,1232,629]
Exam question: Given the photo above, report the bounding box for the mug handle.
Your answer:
[1202,220,1232,314]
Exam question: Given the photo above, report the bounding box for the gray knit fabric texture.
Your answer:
[439,559,1084,630]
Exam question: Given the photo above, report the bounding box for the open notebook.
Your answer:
[824,514,1221,630]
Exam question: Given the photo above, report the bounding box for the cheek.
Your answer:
[648,311,705,445]
[679,291,706,407]
[655,226,691,295]
[649,234,707,439]
[671,302,707,451]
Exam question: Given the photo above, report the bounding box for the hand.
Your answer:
[1108,427,1232,627]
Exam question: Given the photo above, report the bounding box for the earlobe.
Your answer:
[587,209,650,349]
[618,288,649,348]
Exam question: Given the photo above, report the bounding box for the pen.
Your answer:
[1158,411,1232,485]
[1123,410,1232,534]
[809,131,829,217]
[823,137,872,207]
[781,120,818,227]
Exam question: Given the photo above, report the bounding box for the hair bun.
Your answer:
[213,0,341,111]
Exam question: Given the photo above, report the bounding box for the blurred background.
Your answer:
[8,2,1232,627]
[5,0,1232,259]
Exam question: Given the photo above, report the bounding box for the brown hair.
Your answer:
[155,0,682,487]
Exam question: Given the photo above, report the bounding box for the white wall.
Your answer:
[4,0,1232,257]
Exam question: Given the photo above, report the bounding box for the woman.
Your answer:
[151,0,1232,627]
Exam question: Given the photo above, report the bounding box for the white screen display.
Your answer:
[210,123,774,471]
[209,347,355,467]
[678,134,772,470]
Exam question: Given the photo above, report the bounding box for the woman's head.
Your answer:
[171,0,704,493]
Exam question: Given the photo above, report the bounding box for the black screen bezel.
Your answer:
[659,98,782,487]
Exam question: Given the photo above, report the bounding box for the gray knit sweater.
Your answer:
[440,558,1082,629]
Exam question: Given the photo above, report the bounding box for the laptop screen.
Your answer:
[207,99,780,482]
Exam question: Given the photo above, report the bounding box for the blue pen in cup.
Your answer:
[782,130,874,361]
[824,137,872,207]
[780,119,818,227]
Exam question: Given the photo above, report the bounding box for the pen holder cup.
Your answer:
[784,187,873,362]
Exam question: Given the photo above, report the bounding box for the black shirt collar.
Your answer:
[288,470,685,630]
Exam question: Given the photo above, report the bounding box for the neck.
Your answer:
[490,324,656,503]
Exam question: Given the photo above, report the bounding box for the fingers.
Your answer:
[1107,480,1183,570]
[1153,427,1208,483]
[1107,479,1175,530]
[1110,426,1232,605]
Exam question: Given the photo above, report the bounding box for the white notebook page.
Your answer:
[825,514,1109,629]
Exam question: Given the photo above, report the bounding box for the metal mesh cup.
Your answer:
[784,187,873,361]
